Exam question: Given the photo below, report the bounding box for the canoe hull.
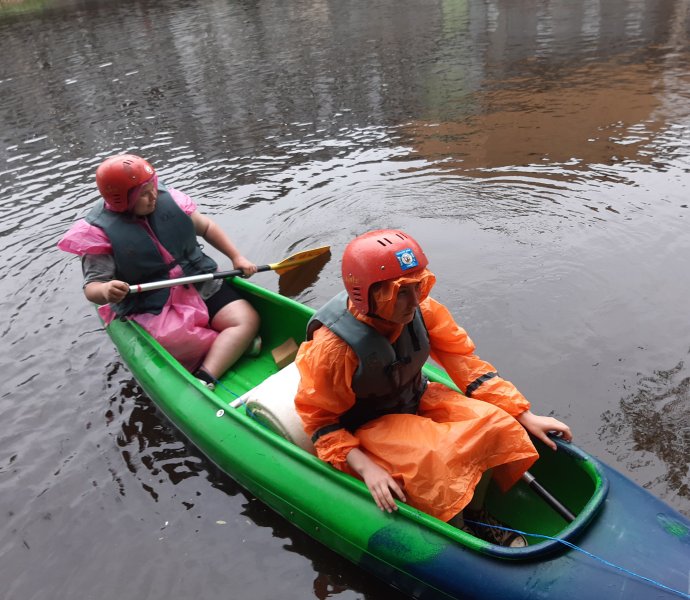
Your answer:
[105,279,690,600]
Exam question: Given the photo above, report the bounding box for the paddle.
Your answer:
[128,245,331,294]
[521,471,575,522]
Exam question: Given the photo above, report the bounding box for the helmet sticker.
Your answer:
[395,248,418,271]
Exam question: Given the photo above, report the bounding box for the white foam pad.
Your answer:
[239,362,315,454]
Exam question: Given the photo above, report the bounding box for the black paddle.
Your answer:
[522,471,576,522]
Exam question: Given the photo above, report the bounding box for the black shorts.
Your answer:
[204,280,243,321]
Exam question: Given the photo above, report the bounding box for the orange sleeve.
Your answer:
[294,326,361,469]
[422,297,531,417]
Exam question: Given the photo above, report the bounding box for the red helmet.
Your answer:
[341,229,429,314]
[95,154,155,212]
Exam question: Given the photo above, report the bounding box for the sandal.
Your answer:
[462,508,527,548]
[194,368,216,391]
[245,335,262,357]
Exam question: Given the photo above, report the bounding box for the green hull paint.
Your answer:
[103,279,690,599]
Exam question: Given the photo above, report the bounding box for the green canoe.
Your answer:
[104,278,690,600]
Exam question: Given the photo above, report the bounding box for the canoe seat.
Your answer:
[240,362,316,454]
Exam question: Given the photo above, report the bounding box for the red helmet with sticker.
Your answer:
[95,154,155,212]
[341,229,429,314]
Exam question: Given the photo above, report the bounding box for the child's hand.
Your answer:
[232,255,258,277]
[103,280,129,303]
[516,410,572,451]
[347,448,406,512]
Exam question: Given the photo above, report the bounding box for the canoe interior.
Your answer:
[106,277,608,560]
[422,361,607,553]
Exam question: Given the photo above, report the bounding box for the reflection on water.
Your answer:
[406,59,664,177]
[1,0,690,598]
[601,353,690,503]
[277,250,332,297]
[106,362,246,502]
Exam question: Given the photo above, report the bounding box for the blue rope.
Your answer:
[466,519,690,599]
[210,375,240,398]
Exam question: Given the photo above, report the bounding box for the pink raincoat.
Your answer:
[58,188,217,371]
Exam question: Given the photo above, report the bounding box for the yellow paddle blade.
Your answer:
[269,245,331,275]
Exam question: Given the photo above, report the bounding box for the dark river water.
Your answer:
[1,0,689,598]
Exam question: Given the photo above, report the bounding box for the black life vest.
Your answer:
[85,189,217,317]
[306,291,430,441]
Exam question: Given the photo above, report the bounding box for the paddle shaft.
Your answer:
[522,471,576,522]
[127,245,330,295]
[129,265,271,294]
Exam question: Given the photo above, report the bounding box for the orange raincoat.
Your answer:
[295,290,539,523]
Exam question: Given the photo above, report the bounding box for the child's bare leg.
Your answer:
[199,299,259,379]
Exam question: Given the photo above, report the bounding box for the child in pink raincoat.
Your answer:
[58,154,259,384]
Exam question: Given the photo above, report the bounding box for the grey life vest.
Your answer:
[306,291,430,441]
[85,189,217,317]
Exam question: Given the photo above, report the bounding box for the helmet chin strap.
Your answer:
[369,312,384,320]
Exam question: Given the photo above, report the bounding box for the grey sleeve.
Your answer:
[81,254,116,287]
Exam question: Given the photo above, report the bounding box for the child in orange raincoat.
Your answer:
[294,229,572,547]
